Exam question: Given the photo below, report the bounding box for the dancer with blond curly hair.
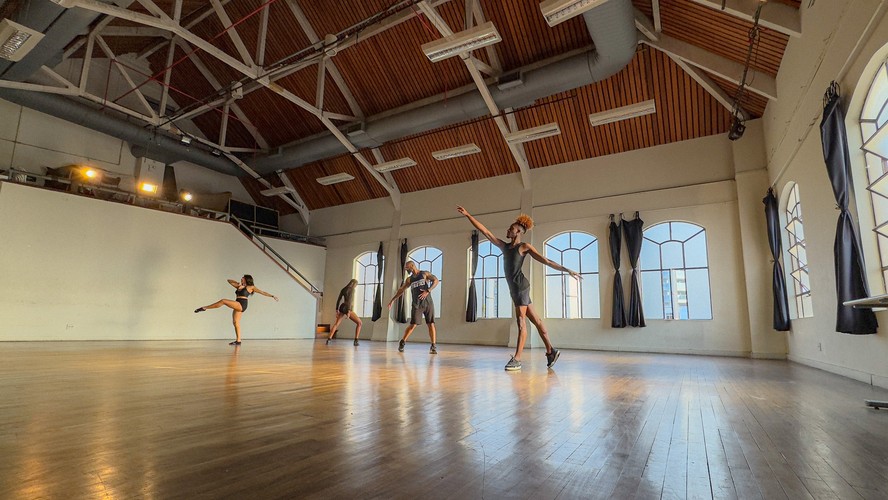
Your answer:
[457,206,581,371]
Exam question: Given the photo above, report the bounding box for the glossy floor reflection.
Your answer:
[2,340,888,499]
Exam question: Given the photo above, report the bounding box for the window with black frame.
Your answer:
[640,222,712,320]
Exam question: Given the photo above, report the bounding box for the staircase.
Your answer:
[229,215,323,299]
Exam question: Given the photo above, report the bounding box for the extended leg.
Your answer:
[231,310,243,344]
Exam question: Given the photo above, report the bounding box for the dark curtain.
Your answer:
[371,241,383,322]
[763,189,791,331]
[466,230,479,322]
[609,215,627,328]
[396,239,408,323]
[623,212,646,327]
[162,164,178,202]
[821,82,878,334]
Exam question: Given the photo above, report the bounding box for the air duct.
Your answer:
[0,0,240,175]
[249,0,636,175]
[0,88,242,175]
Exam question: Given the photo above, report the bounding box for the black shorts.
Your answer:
[237,298,249,312]
[410,299,435,325]
[338,303,350,315]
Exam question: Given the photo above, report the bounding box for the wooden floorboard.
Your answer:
[1,340,888,499]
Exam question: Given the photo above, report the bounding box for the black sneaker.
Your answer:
[354,339,360,346]
[229,341,241,346]
[194,307,205,313]
[546,348,561,368]
[325,338,332,345]
[398,339,405,352]
[429,344,437,354]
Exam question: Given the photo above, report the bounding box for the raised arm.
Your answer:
[227,279,240,288]
[252,287,279,301]
[387,279,411,309]
[524,244,582,280]
[457,206,504,248]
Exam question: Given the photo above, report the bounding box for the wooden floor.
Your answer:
[2,341,888,499]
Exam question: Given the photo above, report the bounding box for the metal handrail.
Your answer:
[230,215,322,296]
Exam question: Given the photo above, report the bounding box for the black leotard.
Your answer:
[236,287,252,312]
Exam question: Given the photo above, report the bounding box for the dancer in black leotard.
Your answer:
[327,279,363,346]
[194,275,278,345]
[457,206,580,371]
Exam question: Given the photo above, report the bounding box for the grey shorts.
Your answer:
[508,278,532,307]
[410,299,435,324]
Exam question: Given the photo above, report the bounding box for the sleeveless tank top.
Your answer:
[408,272,431,303]
[502,244,530,292]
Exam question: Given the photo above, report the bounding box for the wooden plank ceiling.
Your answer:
[85,0,797,213]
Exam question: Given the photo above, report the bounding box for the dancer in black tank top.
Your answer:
[326,279,363,346]
[194,274,279,345]
[387,261,439,354]
[457,206,581,371]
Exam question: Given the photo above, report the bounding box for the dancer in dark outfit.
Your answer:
[457,206,580,371]
[327,279,363,346]
[387,261,439,354]
[194,275,278,345]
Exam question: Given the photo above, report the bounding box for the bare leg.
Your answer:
[232,310,243,343]
[348,312,362,341]
[199,299,242,311]
[402,324,417,341]
[526,305,553,353]
[328,312,345,340]
[427,323,437,344]
[514,305,528,361]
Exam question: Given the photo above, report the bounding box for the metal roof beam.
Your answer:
[689,0,801,38]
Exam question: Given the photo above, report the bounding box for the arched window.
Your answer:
[859,57,888,286]
[353,251,383,318]
[640,222,712,320]
[406,246,443,317]
[544,231,600,319]
[784,183,813,318]
[469,240,510,319]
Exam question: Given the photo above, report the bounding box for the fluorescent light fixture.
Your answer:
[504,123,561,144]
[48,0,77,7]
[140,182,158,194]
[316,173,355,185]
[421,21,502,63]
[432,143,482,161]
[259,186,295,197]
[0,19,45,62]
[588,99,657,126]
[374,157,417,173]
[539,0,611,27]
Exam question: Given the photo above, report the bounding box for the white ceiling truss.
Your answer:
[416,0,532,190]
[1,0,799,214]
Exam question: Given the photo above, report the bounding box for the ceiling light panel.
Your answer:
[0,19,45,62]
[539,0,611,27]
[421,21,502,63]
[432,143,482,161]
[259,186,296,196]
[504,123,561,144]
[316,173,355,185]
[588,99,657,126]
[374,157,417,173]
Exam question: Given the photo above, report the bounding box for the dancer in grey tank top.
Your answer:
[457,206,581,371]
[387,261,440,354]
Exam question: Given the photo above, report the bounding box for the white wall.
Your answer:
[0,97,252,202]
[308,134,766,357]
[0,181,321,341]
[764,0,888,388]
